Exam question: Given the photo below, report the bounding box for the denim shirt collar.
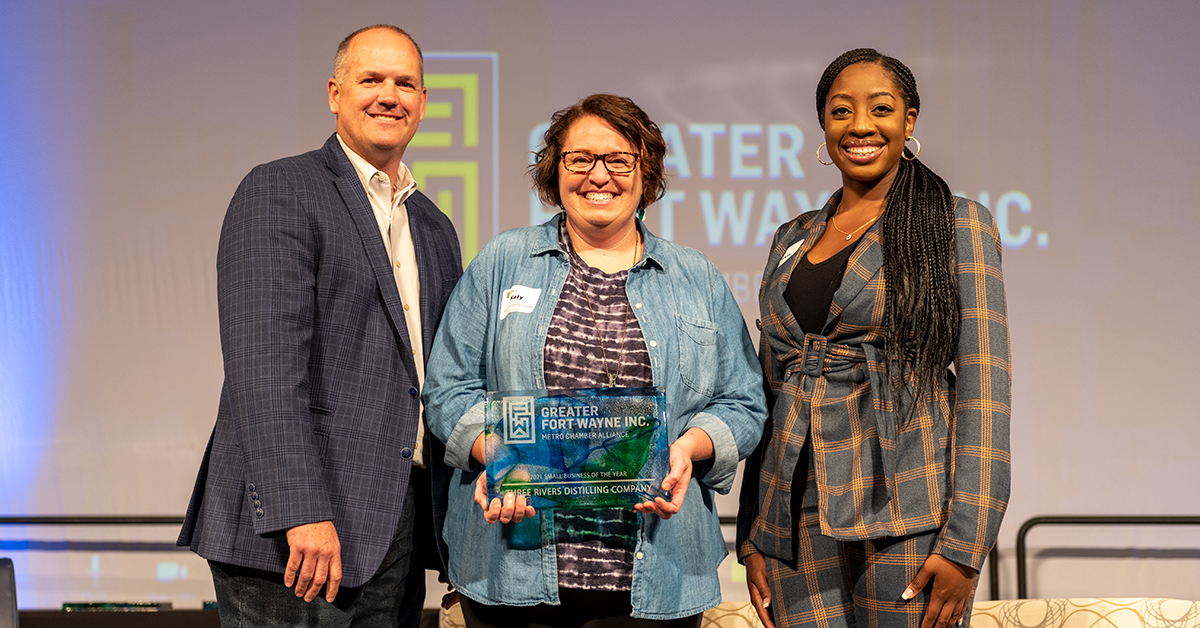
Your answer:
[530,212,666,271]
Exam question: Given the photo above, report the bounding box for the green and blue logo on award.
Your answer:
[483,387,670,509]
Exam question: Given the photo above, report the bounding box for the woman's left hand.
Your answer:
[903,554,978,628]
[473,472,535,524]
[633,427,713,519]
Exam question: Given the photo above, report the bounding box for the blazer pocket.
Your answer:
[310,423,331,462]
[677,314,719,398]
[309,405,333,461]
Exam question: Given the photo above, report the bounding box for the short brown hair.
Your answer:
[529,94,668,211]
[333,24,424,85]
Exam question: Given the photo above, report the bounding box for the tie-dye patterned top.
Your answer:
[543,221,652,590]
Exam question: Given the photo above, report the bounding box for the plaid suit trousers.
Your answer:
[760,438,977,628]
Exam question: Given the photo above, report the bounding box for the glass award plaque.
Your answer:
[483,386,670,509]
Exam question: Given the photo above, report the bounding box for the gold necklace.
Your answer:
[831,211,881,241]
[572,233,641,388]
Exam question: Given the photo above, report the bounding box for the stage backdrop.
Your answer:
[2,0,1199,608]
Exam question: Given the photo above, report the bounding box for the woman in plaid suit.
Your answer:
[736,49,1011,628]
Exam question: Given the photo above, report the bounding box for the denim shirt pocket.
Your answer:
[676,314,719,397]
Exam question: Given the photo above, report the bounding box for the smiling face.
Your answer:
[328,28,426,175]
[558,115,644,239]
[823,61,917,189]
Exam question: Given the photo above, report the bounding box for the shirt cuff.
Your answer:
[683,411,739,494]
[737,538,761,563]
[444,401,486,471]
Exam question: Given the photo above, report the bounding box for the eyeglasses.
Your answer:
[559,151,640,174]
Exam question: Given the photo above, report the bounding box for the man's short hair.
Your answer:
[333,24,424,85]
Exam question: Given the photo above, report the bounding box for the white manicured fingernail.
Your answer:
[902,587,916,600]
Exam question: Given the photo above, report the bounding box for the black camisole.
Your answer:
[784,240,860,334]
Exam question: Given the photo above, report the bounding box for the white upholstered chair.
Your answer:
[440,598,1200,628]
[970,598,1200,628]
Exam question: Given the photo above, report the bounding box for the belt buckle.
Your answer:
[800,334,827,377]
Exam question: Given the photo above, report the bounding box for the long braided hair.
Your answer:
[816,48,960,406]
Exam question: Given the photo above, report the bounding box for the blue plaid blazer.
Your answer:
[178,134,462,587]
[737,192,1011,571]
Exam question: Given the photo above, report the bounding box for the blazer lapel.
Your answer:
[827,217,884,331]
[762,191,839,344]
[322,135,417,366]
[406,191,445,364]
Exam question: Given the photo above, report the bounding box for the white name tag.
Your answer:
[500,285,542,320]
[779,240,804,264]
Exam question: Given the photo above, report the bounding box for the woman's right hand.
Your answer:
[470,433,535,524]
[744,552,776,628]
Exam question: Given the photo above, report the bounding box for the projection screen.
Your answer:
[2,0,1198,607]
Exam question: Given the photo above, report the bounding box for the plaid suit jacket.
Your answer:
[737,192,1010,571]
[178,134,463,587]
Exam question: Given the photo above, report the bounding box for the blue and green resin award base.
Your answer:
[483,386,670,509]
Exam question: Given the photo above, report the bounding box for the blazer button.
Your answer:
[255,508,264,518]
[247,483,256,492]
[253,500,262,508]
[401,448,413,459]
[851,368,866,383]
[409,387,418,397]
[250,493,258,500]
[755,319,762,330]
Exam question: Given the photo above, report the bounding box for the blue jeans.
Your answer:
[209,488,421,627]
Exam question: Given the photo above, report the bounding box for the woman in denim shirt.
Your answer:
[424,94,766,626]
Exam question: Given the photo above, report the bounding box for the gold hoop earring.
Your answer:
[816,142,833,166]
[902,136,921,161]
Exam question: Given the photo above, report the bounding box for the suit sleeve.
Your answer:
[216,163,333,536]
[934,199,1012,571]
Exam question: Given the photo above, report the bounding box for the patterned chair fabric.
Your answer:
[440,599,1200,628]
[971,599,1200,628]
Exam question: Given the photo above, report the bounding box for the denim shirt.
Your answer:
[424,215,766,619]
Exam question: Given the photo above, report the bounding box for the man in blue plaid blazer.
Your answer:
[178,25,461,626]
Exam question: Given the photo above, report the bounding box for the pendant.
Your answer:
[607,373,617,387]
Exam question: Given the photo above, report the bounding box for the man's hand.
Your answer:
[744,552,777,628]
[633,427,713,519]
[283,521,342,603]
[903,554,977,628]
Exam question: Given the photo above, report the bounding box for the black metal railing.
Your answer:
[2,515,1009,599]
[0,516,186,552]
[1015,515,1200,598]
[0,517,184,526]
[11,513,1195,601]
